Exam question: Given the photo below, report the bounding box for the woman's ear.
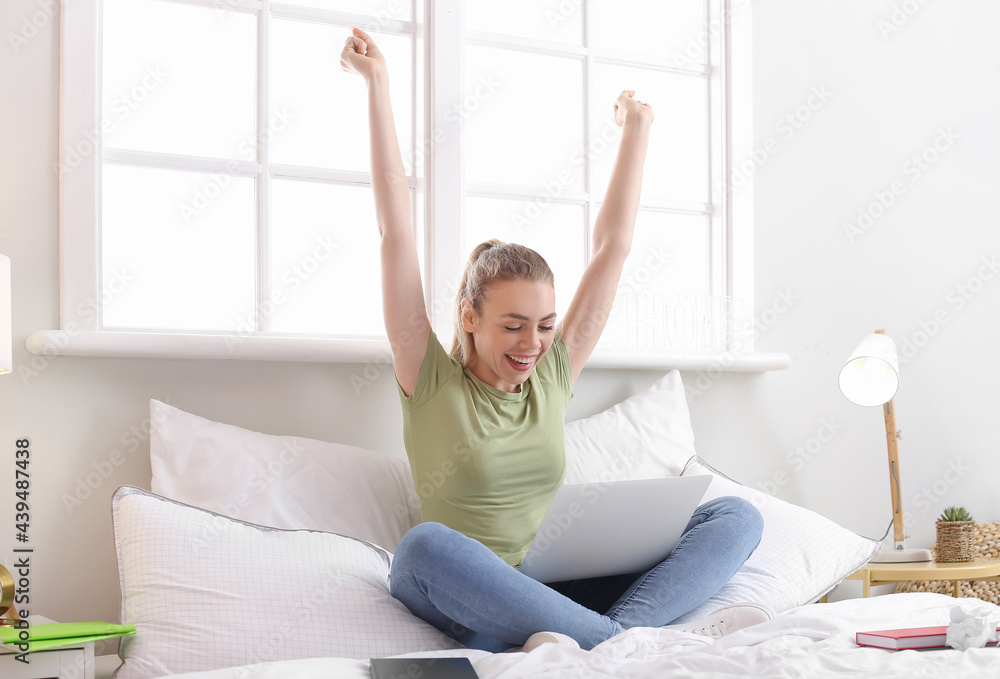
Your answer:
[460,298,477,333]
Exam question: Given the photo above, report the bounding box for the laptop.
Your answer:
[518,475,712,583]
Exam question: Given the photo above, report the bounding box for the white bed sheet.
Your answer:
[163,593,1000,679]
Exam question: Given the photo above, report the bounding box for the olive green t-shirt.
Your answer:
[397,331,573,567]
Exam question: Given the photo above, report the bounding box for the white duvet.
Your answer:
[164,593,1000,679]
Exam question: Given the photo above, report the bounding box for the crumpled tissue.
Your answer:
[946,605,1000,651]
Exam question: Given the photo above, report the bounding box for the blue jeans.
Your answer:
[389,496,763,652]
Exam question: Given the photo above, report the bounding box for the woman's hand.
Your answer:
[561,90,651,381]
[613,90,654,127]
[340,26,387,83]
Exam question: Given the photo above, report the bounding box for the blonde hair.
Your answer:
[450,240,554,365]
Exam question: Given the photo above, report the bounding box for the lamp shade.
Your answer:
[839,332,898,407]
[0,254,10,375]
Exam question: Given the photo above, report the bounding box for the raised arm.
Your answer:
[341,27,429,396]
[558,90,653,383]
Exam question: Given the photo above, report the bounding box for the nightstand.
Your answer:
[846,558,1000,597]
[0,616,95,679]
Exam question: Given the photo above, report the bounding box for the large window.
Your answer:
[32,0,769,369]
[462,1,718,353]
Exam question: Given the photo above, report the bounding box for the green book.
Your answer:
[1,622,135,653]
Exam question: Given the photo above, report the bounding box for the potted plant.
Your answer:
[936,506,976,562]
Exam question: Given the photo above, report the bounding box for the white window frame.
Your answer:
[29,0,788,372]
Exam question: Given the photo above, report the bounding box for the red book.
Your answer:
[856,625,1000,650]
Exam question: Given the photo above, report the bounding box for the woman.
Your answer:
[341,26,767,653]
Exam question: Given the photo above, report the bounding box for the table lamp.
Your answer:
[839,329,932,563]
[0,564,18,626]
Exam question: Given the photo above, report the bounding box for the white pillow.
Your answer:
[149,400,420,551]
[563,371,695,483]
[112,485,461,679]
[672,457,881,622]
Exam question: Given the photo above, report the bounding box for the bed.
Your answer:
[141,593,1000,679]
[108,373,1000,678]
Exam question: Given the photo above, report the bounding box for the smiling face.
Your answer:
[461,278,557,393]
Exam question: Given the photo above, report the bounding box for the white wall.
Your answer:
[1,0,998,629]
[731,0,1000,594]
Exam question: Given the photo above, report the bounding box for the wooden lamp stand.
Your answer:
[867,329,932,563]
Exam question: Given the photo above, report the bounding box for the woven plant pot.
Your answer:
[936,520,977,562]
[897,521,1000,604]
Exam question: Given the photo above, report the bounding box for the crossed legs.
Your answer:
[389,496,763,651]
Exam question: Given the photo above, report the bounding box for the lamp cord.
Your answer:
[874,516,894,543]
[859,516,895,544]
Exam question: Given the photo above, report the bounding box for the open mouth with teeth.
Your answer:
[504,353,536,372]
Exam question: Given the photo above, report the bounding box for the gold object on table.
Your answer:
[0,564,22,627]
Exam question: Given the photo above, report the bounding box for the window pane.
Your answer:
[464,196,586,320]
[591,63,708,205]
[590,0,706,65]
[464,46,584,192]
[271,21,414,173]
[466,0,582,46]
[600,211,712,350]
[102,0,256,159]
[279,0,413,22]
[101,164,256,331]
[269,179,386,337]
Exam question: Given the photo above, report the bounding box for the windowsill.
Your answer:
[25,329,791,372]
